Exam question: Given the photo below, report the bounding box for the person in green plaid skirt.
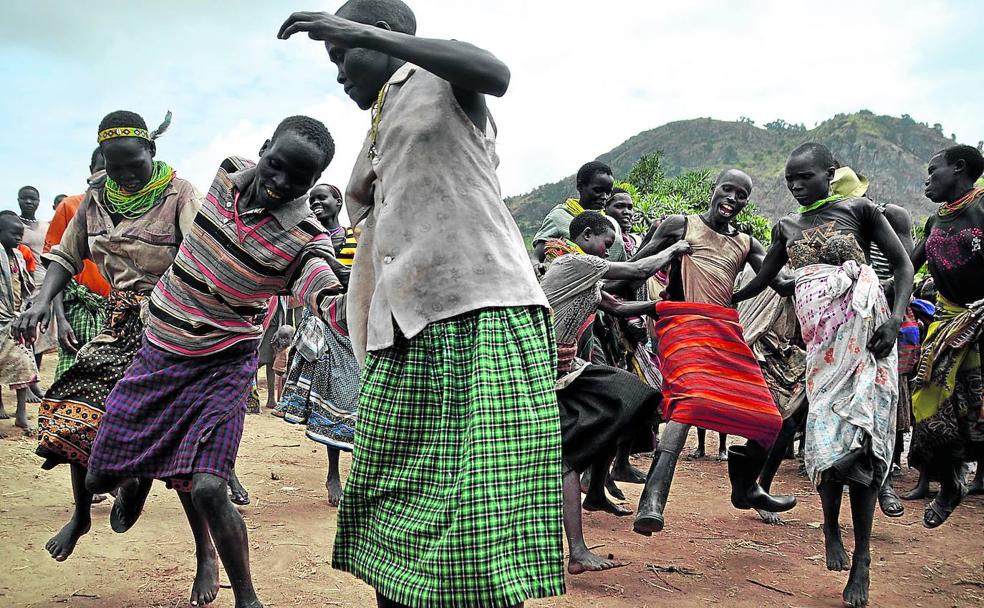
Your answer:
[280,2,566,606]
[52,280,105,382]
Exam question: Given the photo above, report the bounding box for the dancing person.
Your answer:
[732,143,914,608]
[908,144,984,527]
[541,211,689,574]
[276,182,358,507]
[631,169,796,537]
[83,115,344,608]
[280,3,567,605]
[43,148,111,382]
[14,110,206,573]
[532,161,615,264]
[0,212,40,432]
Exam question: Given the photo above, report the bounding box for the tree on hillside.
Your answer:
[619,153,772,243]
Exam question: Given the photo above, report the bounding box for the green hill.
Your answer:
[507,111,965,240]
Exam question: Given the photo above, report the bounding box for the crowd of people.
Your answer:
[1,1,982,607]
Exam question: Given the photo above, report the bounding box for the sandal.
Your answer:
[878,484,905,518]
[229,487,251,506]
[923,484,968,529]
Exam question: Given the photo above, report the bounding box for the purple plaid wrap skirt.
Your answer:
[88,338,258,490]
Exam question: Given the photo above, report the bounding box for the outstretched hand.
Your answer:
[278,11,370,48]
[868,317,901,359]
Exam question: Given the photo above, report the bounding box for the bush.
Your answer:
[620,153,772,244]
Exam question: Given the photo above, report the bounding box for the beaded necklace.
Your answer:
[938,187,984,218]
[105,161,175,219]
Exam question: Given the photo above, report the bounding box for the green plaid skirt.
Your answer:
[55,281,106,382]
[332,306,565,607]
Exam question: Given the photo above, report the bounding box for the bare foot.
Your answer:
[15,414,36,435]
[901,480,930,500]
[326,474,343,507]
[842,553,871,607]
[264,399,277,410]
[91,494,107,505]
[568,547,626,575]
[717,449,729,461]
[190,548,220,606]
[688,447,706,460]
[45,517,91,561]
[583,495,633,516]
[0,405,9,419]
[30,383,46,398]
[605,475,626,501]
[824,525,850,571]
[612,463,647,484]
[756,508,783,525]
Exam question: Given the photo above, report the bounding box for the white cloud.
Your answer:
[2,0,981,219]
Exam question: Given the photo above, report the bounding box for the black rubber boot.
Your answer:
[633,450,679,536]
[728,445,796,513]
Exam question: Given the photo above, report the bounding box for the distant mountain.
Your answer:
[507,111,966,240]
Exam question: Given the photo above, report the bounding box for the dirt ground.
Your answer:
[1,361,982,608]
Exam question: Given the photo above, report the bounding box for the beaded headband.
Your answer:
[97,111,173,144]
[97,127,150,143]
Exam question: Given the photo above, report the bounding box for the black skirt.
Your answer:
[558,364,661,472]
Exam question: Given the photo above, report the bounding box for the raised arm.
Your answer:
[279,12,509,96]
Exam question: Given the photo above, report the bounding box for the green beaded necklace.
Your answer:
[105,161,175,219]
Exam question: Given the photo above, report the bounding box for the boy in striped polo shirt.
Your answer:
[86,115,346,608]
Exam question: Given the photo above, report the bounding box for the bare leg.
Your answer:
[690,428,707,459]
[902,462,931,500]
[843,482,877,607]
[178,491,220,607]
[263,365,276,410]
[583,452,631,516]
[563,469,624,574]
[611,435,646,484]
[84,471,152,533]
[717,433,728,461]
[191,473,262,608]
[818,479,850,571]
[0,390,8,418]
[14,387,35,433]
[326,446,343,506]
[45,463,92,561]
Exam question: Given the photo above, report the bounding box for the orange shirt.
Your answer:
[45,193,111,297]
[16,245,37,273]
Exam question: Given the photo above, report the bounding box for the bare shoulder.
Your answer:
[660,214,687,237]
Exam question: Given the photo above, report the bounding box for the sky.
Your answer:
[1,0,982,220]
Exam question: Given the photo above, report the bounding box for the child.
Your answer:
[280,3,565,606]
[0,211,39,432]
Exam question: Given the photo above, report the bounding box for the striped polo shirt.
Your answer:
[145,164,343,357]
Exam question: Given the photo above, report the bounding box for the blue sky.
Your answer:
[2,0,982,219]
